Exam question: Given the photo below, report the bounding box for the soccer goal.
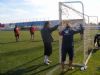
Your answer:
[58,1,98,70]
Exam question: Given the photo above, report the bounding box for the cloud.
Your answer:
[23,0,66,19]
[0,0,67,23]
[1,0,93,23]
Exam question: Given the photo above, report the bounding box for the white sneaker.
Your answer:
[44,61,50,65]
[61,68,67,73]
[47,60,52,63]
[68,66,74,70]
[44,60,50,65]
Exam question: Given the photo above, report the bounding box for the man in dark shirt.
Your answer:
[60,23,83,71]
[30,25,35,41]
[79,24,84,40]
[41,21,59,65]
[94,33,100,48]
[14,25,20,42]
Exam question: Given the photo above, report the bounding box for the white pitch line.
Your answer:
[46,65,60,75]
[85,49,93,66]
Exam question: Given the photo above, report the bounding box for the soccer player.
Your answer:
[14,25,20,42]
[79,24,84,40]
[59,22,83,71]
[94,33,100,48]
[41,21,59,65]
[30,25,35,41]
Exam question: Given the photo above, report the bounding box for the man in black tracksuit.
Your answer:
[41,21,59,65]
[60,23,83,71]
[94,33,100,48]
[79,24,84,40]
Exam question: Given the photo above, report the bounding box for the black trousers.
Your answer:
[43,42,52,56]
[97,40,100,47]
[61,46,74,62]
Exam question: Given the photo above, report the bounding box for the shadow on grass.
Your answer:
[3,59,59,75]
[96,67,100,71]
[31,40,42,42]
[5,63,45,75]
[0,40,29,44]
[31,63,59,75]
[0,45,43,57]
[0,40,42,44]
[92,48,99,53]
[59,68,79,75]
[0,41,16,44]
[3,55,44,75]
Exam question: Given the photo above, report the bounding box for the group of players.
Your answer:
[41,21,85,72]
[14,25,35,42]
[14,21,100,72]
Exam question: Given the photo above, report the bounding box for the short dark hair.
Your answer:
[45,21,49,25]
[43,21,49,28]
[15,25,17,27]
[66,23,70,28]
[31,25,33,27]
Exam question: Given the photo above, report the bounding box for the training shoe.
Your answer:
[68,66,74,70]
[63,68,67,72]
[44,62,50,65]
[61,68,67,73]
[44,60,50,65]
[47,60,52,63]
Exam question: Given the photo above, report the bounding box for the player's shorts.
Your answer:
[30,32,34,35]
[15,33,19,37]
[61,46,74,62]
[97,41,100,47]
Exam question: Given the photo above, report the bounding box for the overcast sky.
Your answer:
[0,0,100,23]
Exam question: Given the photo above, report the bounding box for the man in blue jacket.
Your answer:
[60,23,83,71]
[41,21,59,65]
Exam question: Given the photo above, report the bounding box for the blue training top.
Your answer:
[61,27,80,47]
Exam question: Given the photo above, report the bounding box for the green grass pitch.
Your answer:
[0,31,100,75]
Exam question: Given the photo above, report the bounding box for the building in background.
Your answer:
[0,19,84,31]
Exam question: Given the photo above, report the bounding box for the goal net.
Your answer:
[59,1,97,68]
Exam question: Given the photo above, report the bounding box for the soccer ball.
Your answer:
[81,67,85,71]
[80,66,87,71]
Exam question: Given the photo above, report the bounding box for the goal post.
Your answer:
[83,16,98,66]
[59,1,85,66]
[58,1,98,69]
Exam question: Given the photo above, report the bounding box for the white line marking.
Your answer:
[46,65,60,75]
